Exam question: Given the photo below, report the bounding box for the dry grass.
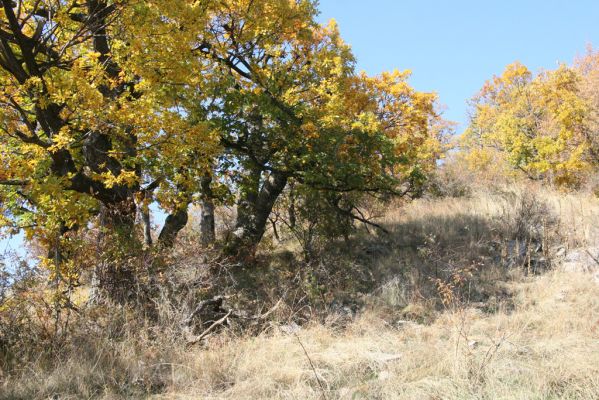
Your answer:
[385,183,599,247]
[4,270,598,399]
[2,184,599,399]
[143,269,599,400]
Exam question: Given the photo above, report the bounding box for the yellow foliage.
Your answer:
[462,53,598,187]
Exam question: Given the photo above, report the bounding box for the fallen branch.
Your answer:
[585,249,599,267]
[184,296,226,326]
[258,297,284,320]
[228,294,287,322]
[187,310,232,345]
[0,179,28,186]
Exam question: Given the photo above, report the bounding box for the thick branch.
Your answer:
[1,0,41,75]
[0,179,28,186]
[332,200,389,234]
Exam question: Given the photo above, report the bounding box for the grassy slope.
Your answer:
[3,185,599,399]
[155,270,599,400]
[154,187,599,400]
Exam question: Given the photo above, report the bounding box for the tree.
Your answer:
[575,46,599,164]
[0,0,448,291]
[187,6,448,253]
[0,0,218,295]
[462,55,598,187]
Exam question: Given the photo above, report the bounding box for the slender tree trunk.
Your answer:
[141,205,153,247]
[227,170,287,255]
[270,217,281,242]
[200,173,216,246]
[89,206,107,304]
[288,182,297,229]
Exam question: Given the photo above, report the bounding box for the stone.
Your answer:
[561,247,599,273]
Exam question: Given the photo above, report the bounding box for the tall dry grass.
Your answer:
[2,183,599,399]
[3,270,597,400]
[145,270,598,400]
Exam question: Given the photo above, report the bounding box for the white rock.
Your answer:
[560,247,599,273]
[279,322,301,335]
[367,352,402,363]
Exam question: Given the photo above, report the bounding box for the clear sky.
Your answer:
[317,0,599,129]
[2,1,598,260]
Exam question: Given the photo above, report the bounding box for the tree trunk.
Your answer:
[141,205,153,247]
[288,182,297,229]
[158,206,189,248]
[200,173,216,246]
[92,199,139,303]
[227,170,287,255]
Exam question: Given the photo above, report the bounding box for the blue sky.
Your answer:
[317,0,599,129]
[2,1,598,259]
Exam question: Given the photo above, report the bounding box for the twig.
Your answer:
[475,332,506,381]
[585,249,599,267]
[295,334,328,400]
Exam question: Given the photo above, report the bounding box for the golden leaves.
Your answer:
[0,0,450,263]
[97,170,139,189]
[463,56,598,187]
[48,127,73,153]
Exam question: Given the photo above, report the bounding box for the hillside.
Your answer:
[3,185,599,399]
[1,2,598,399]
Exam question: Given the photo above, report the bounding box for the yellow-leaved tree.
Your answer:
[0,0,450,298]
[0,0,219,297]
[462,48,598,187]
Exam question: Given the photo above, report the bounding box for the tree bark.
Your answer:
[92,199,139,303]
[227,170,288,255]
[200,173,216,246]
[141,206,153,247]
[288,182,297,229]
[158,206,189,248]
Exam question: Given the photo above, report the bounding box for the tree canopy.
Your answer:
[462,48,599,187]
[0,0,448,286]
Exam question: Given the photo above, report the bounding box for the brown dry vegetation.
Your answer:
[2,182,599,399]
